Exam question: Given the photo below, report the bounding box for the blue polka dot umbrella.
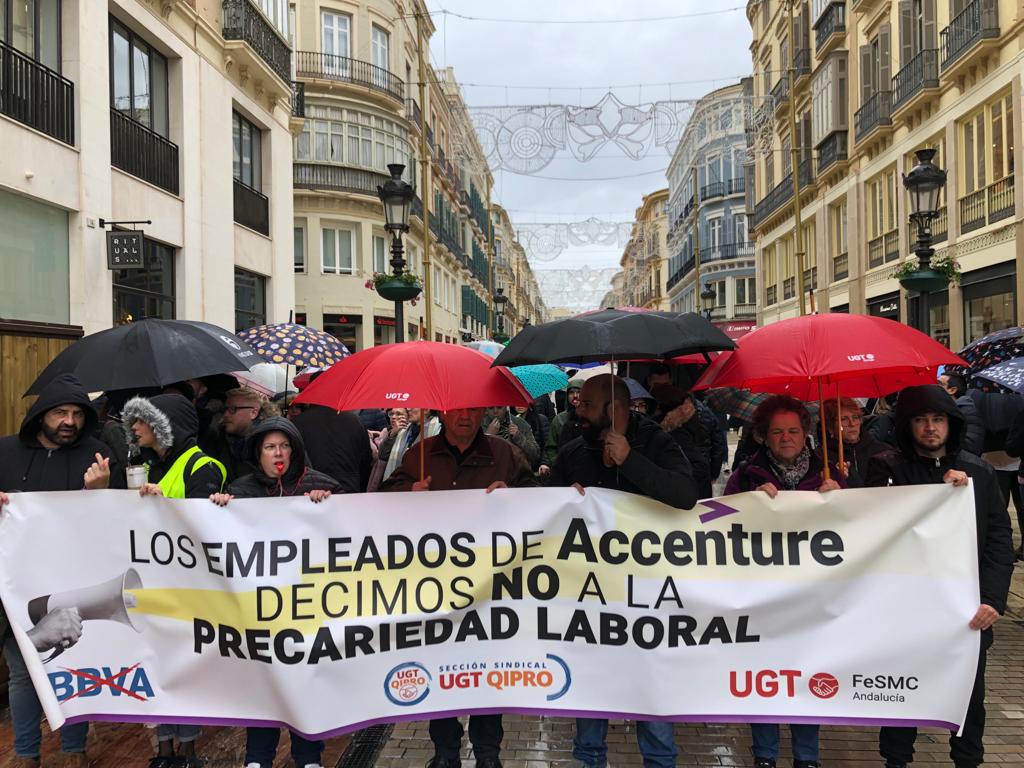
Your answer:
[237,323,350,368]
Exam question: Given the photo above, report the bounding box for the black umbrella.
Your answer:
[26,319,262,395]
[491,309,736,367]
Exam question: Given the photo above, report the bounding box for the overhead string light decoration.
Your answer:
[469,91,775,174]
[533,266,623,311]
[517,218,663,262]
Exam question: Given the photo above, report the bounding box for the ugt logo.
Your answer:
[49,663,155,703]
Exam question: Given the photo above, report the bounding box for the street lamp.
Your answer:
[376,163,417,342]
[700,282,717,320]
[900,148,948,336]
[493,287,509,343]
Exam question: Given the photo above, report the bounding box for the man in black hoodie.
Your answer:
[865,384,1013,768]
[0,373,116,767]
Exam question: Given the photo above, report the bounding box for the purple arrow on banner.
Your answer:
[698,498,740,524]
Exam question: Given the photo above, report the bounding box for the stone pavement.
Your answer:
[373,562,1024,768]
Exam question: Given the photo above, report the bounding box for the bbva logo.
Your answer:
[50,664,155,702]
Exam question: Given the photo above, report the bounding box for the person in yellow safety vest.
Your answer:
[121,392,224,768]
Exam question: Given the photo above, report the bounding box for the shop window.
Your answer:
[112,239,175,323]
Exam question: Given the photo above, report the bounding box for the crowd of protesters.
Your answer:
[0,360,1018,768]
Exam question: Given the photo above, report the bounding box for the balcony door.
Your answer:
[2,0,60,71]
[708,217,722,258]
[372,25,390,82]
[322,12,350,76]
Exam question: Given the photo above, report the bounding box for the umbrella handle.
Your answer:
[817,379,831,482]
[836,381,845,477]
[420,420,426,483]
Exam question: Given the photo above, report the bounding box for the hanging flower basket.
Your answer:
[892,255,961,294]
[366,272,422,302]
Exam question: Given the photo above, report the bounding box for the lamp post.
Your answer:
[700,282,717,321]
[376,163,417,343]
[493,287,509,343]
[900,148,948,337]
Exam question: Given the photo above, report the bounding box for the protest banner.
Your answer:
[0,485,979,738]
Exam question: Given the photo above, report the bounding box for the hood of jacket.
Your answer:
[19,374,98,446]
[243,416,307,485]
[121,394,198,461]
[893,384,963,458]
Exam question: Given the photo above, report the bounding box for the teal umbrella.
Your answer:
[510,364,569,399]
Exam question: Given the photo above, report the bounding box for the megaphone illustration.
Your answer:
[27,568,143,631]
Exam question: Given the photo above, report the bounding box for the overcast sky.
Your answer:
[423,0,754,306]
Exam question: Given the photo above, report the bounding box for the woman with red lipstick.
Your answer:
[208,416,340,768]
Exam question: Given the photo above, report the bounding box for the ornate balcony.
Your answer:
[110,109,179,195]
[290,81,305,117]
[814,3,846,55]
[701,181,726,201]
[705,241,755,263]
[958,176,1016,234]
[222,0,291,86]
[0,39,74,145]
[854,90,892,142]
[293,163,389,196]
[941,0,999,73]
[233,178,269,235]
[295,51,404,104]
[893,49,939,112]
[960,189,986,233]
[793,48,811,83]
[751,159,814,229]
[771,76,790,115]
[988,175,1015,223]
[817,131,848,173]
[868,228,899,268]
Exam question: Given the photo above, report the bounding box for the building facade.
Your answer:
[665,81,756,323]
[492,205,546,338]
[748,0,1023,349]
[0,0,296,337]
[618,189,671,311]
[292,0,541,350]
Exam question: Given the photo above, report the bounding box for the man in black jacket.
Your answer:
[865,384,1013,768]
[290,404,372,493]
[550,374,696,768]
[0,373,116,767]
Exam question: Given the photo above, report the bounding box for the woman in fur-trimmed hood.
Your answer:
[122,393,226,500]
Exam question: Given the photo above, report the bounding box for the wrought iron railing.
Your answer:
[892,48,938,109]
[855,90,892,141]
[701,181,726,200]
[884,229,900,262]
[793,48,811,80]
[988,175,1015,223]
[222,0,291,84]
[771,76,789,111]
[293,163,389,196]
[294,51,404,104]
[290,81,305,117]
[728,177,746,195]
[959,189,986,233]
[705,241,755,262]
[751,158,814,228]
[110,109,179,194]
[832,252,849,280]
[940,0,999,71]
[868,234,885,268]
[932,205,948,243]
[406,98,421,125]
[0,39,74,145]
[817,131,848,173]
[814,2,846,52]
[233,178,269,235]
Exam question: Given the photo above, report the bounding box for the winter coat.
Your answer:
[549,412,698,510]
[380,417,442,480]
[357,409,389,432]
[864,384,1014,617]
[726,446,845,495]
[520,409,551,469]
[695,399,728,480]
[382,430,536,492]
[290,405,372,493]
[0,374,120,493]
[865,411,897,448]
[660,409,712,499]
[482,411,540,466]
[198,425,251,484]
[816,429,896,489]
[954,393,985,456]
[542,409,583,467]
[122,394,225,499]
[225,417,341,498]
[966,389,1024,453]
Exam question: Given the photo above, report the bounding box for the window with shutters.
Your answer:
[781,134,792,176]
[859,24,891,104]
[811,53,848,145]
[958,92,1014,197]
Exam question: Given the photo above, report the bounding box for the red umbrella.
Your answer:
[294,341,532,411]
[692,314,966,479]
[295,342,533,481]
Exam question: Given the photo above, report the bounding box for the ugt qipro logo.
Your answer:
[50,663,154,703]
[385,662,431,706]
[384,392,411,402]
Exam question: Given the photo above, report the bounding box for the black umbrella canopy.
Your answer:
[26,319,262,395]
[492,309,736,367]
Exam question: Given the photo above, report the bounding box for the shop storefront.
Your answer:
[323,313,362,353]
[112,239,175,323]
[866,292,900,320]
[961,262,1016,344]
[373,316,396,346]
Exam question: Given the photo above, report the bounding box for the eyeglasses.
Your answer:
[224,405,259,415]
[840,414,863,426]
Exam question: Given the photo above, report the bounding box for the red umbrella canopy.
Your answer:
[294,341,533,411]
[692,314,966,399]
